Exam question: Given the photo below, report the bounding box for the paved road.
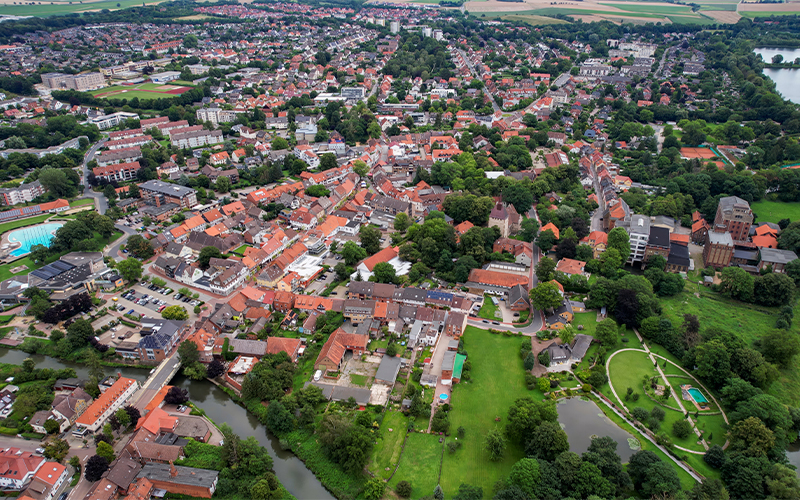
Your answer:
[82,138,108,215]
[105,223,138,258]
[455,48,500,113]
[590,160,605,233]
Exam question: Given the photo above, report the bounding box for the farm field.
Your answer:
[0,0,168,17]
[91,83,192,100]
[439,326,542,496]
[750,199,800,224]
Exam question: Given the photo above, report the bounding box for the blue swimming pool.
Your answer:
[688,388,708,404]
[8,223,63,257]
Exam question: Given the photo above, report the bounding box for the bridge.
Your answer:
[130,353,182,411]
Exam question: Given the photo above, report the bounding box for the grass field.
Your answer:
[751,199,800,224]
[0,214,52,236]
[0,0,168,17]
[91,83,192,101]
[477,294,500,320]
[69,198,96,207]
[497,13,569,25]
[601,2,692,14]
[440,327,541,497]
[349,374,369,386]
[233,244,251,254]
[388,433,443,499]
[370,411,408,480]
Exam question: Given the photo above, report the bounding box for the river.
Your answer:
[0,349,334,500]
[754,47,800,104]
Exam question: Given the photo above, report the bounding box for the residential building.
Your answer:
[92,161,141,183]
[546,334,592,367]
[644,226,671,264]
[315,328,369,372]
[135,463,218,499]
[26,462,68,500]
[41,72,105,91]
[621,214,650,264]
[0,448,44,490]
[0,180,45,206]
[758,247,798,274]
[74,377,139,435]
[703,229,734,269]
[137,319,186,362]
[170,129,223,149]
[714,196,753,241]
[139,180,197,209]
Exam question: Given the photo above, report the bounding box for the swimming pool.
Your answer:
[688,388,708,404]
[8,223,63,257]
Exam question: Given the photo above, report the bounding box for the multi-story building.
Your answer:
[140,180,197,209]
[170,129,223,149]
[621,214,650,264]
[0,448,44,490]
[74,377,139,435]
[137,318,186,362]
[703,229,734,268]
[41,72,105,91]
[714,196,753,241]
[644,226,671,264]
[0,180,44,206]
[92,161,141,183]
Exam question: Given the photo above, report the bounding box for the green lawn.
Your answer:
[601,2,693,14]
[233,244,251,254]
[349,374,369,386]
[368,339,389,351]
[477,294,500,320]
[388,433,443,499]
[0,214,52,235]
[0,0,168,16]
[750,199,800,224]
[69,198,96,207]
[440,327,541,497]
[370,411,409,480]
[572,312,598,336]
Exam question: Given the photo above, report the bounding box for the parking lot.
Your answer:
[108,281,202,322]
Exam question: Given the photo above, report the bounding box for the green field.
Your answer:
[69,198,96,207]
[497,13,570,25]
[388,433,443,499]
[741,10,800,18]
[751,199,800,224]
[602,2,693,14]
[477,294,500,320]
[440,327,541,497]
[92,90,179,101]
[0,214,52,236]
[0,0,168,17]
[348,374,369,386]
[370,411,408,480]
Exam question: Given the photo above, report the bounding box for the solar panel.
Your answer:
[51,261,75,272]
[0,212,16,220]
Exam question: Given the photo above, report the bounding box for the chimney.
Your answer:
[169,462,178,477]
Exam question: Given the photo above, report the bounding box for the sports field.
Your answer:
[91,83,192,100]
[751,200,800,224]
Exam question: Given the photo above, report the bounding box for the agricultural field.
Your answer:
[91,83,192,100]
[0,0,168,17]
[750,199,800,224]
[439,326,541,496]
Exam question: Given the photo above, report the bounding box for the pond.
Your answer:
[754,47,800,104]
[557,397,640,462]
[0,348,334,500]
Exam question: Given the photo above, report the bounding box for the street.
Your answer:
[81,137,108,215]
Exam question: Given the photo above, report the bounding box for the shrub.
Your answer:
[632,407,649,422]
[647,417,661,431]
[672,419,692,439]
[650,406,665,421]
[396,481,413,498]
[581,384,592,392]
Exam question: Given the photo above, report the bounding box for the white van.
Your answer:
[313,370,322,382]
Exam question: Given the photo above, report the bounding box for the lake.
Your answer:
[557,397,640,462]
[754,47,800,104]
[0,348,334,500]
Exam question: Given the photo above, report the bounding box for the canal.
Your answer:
[0,348,334,500]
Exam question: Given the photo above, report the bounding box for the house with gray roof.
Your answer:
[759,247,798,274]
[375,355,402,385]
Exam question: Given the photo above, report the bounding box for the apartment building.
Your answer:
[74,377,139,435]
[41,71,105,91]
[170,129,223,149]
[0,180,44,206]
[140,180,197,209]
[714,196,753,241]
[92,161,141,183]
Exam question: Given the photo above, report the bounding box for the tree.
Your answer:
[535,256,556,282]
[607,227,630,262]
[372,262,398,284]
[177,340,199,365]
[21,357,35,373]
[519,218,539,243]
[250,474,282,500]
[525,421,569,461]
[163,386,189,405]
[115,407,131,428]
[766,463,800,500]
[162,305,189,320]
[341,241,367,266]
[124,406,141,427]
[359,226,381,255]
[506,397,557,444]
[207,359,225,379]
[125,235,154,260]
[319,153,337,171]
[198,246,222,269]
[215,176,231,193]
[116,258,142,282]
[754,272,795,306]
[559,326,576,346]
[395,481,413,498]
[529,281,562,312]
[452,483,483,500]
[96,441,116,463]
[536,229,557,253]
[39,168,77,198]
[43,418,60,434]
[363,477,386,500]
[641,461,682,498]
[266,400,294,434]
[704,445,727,469]
[573,461,613,499]
[720,266,754,302]
[272,137,289,150]
[523,352,535,371]
[66,318,94,350]
[394,212,411,232]
[43,438,69,461]
[627,450,662,490]
[484,428,506,461]
[729,416,775,457]
[353,160,369,177]
[673,419,692,439]
[594,318,618,347]
[508,458,540,498]
[84,455,109,482]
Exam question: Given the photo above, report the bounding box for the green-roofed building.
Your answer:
[452,353,466,383]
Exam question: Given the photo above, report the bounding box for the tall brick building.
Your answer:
[714,196,753,241]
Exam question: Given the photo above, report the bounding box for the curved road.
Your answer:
[82,137,108,215]
[106,223,138,258]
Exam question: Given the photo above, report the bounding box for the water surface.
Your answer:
[557,397,639,462]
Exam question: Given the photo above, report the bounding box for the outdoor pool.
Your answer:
[688,388,708,404]
[7,223,62,257]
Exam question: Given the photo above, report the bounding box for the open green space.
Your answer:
[69,198,96,207]
[348,374,370,386]
[0,0,168,17]
[496,14,570,25]
[388,433,443,499]
[370,411,408,480]
[751,199,800,224]
[440,327,541,496]
[477,294,500,320]
[233,244,251,254]
[0,214,52,235]
[741,10,800,18]
[92,90,181,101]
[601,2,693,14]
[572,312,598,336]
